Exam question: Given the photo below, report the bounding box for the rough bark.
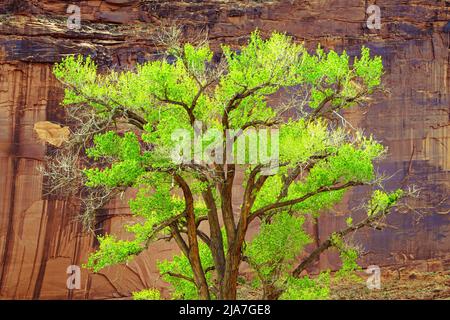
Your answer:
[173,174,210,300]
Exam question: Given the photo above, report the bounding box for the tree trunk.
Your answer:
[221,218,249,299]
[174,174,210,300]
[221,164,236,247]
[201,184,226,293]
[262,283,283,300]
[221,249,241,299]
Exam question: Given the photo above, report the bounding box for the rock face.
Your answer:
[0,0,449,299]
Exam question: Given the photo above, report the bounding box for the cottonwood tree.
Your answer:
[48,30,406,300]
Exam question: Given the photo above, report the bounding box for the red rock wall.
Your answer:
[0,0,448,299]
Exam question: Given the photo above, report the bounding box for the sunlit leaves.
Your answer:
[83,160,144,188]
[85,235,143,272]
[132,288,162,300]
[183,43,213,75]
[86,131,142,161]
[253,130,385,216]
[368,189,403,217]
[158,241,215,300]
[280,272,331,300]
[354,47,383,90]
[219,31,303,99]
[278,119,333,165]
[246,212,311,278]
[54,31,388,300]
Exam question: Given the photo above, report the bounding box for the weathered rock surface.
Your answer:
[0,0,448,299]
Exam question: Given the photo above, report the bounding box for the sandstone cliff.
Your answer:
[0,0,448,299]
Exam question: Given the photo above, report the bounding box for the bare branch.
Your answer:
[162,271,195,284]
[292,203,392,277]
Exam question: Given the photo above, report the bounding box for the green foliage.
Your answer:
[85,235,143,272]
[368,189,403,216]
[129,184,184,222]
[246,212,311,278]
[86,131,142,161]
[132,288,162,300]
[158,240,216,300]
[339,247,360,274]
[53,30,388,300]
[83,131,148,188]
[354,47,383,90]
[278,119,337,165]
[345,217,353,227]
[280,272,331,300]
[330,233,361,275]
[254,133,384,216]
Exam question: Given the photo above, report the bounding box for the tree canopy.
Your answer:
[48,30,403,300]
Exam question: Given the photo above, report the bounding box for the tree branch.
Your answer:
[222,82,276,130]
[144,212,185,248]
[292,203,390,277]
[169,223,189,258]
[154,92,195,125]
[250,181,366,222]
[174,173,210,299]
[277,154,330,201]
[163,271,195,283]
